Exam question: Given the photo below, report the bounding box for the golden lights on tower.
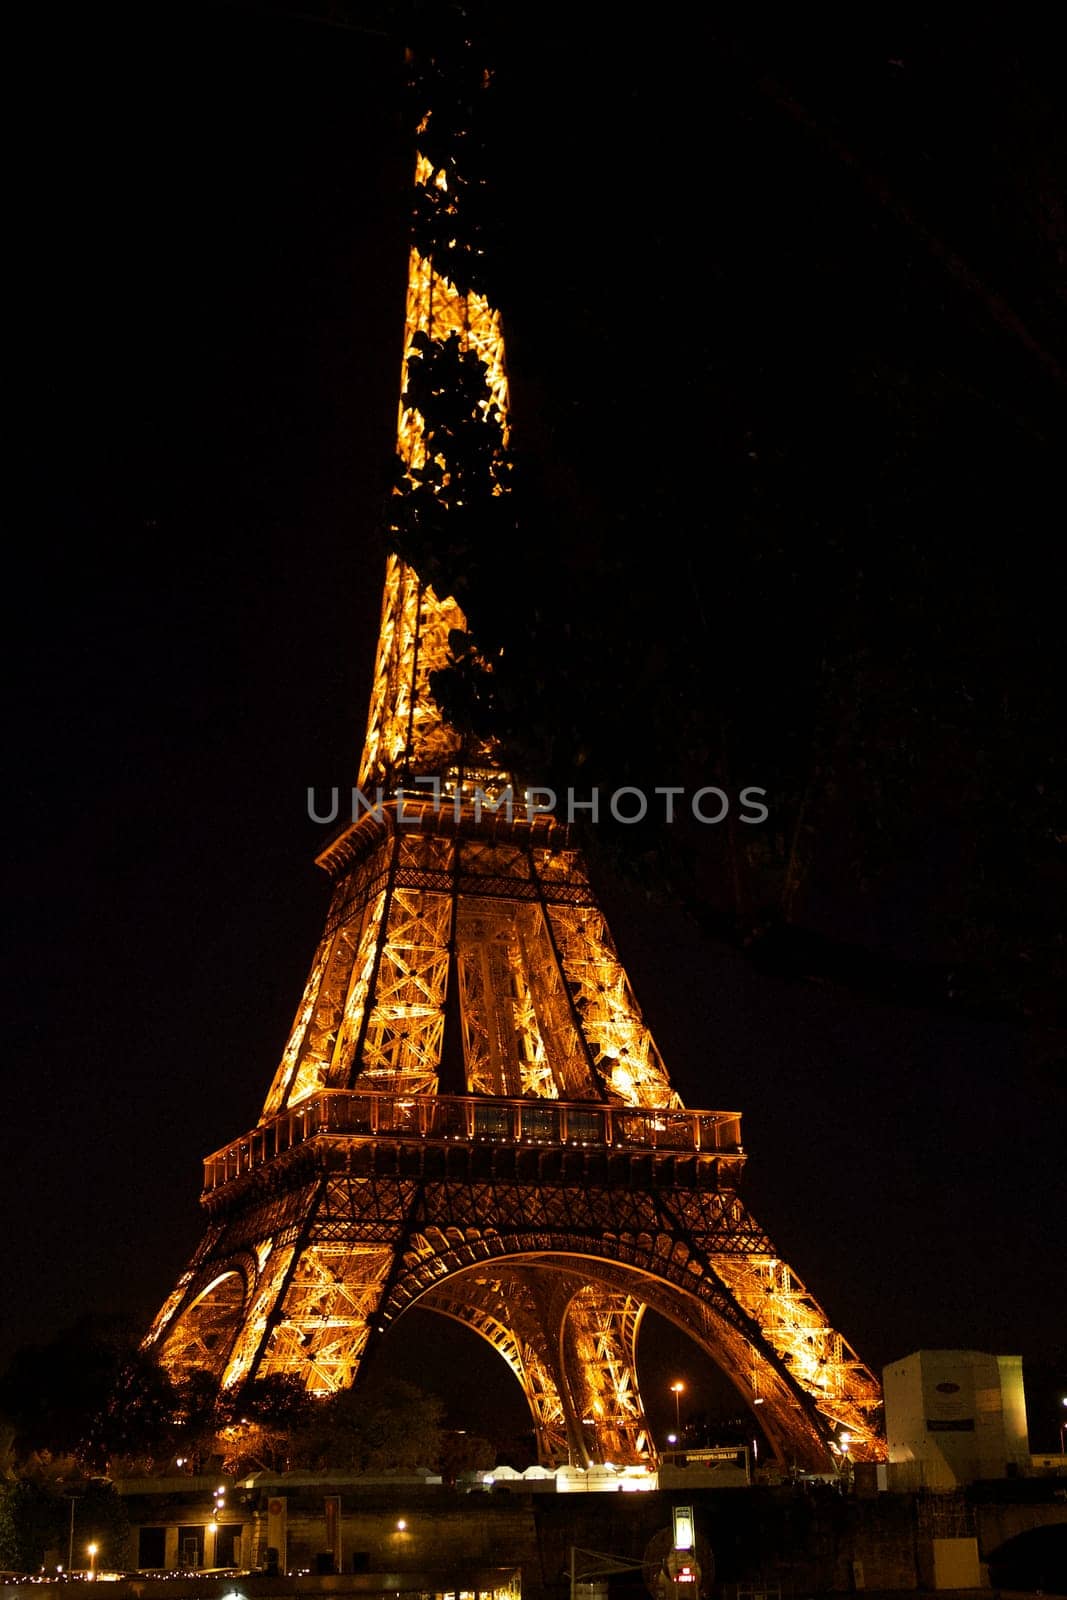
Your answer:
[142,69,887,1475]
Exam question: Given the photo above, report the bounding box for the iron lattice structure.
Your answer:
[145,84,886,1470]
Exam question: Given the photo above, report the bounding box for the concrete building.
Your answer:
[883,1349,1030,1490]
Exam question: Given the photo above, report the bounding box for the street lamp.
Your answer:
[87,1543,98,1582]
[670,1381,685,1437]
[1059,1396,1067,1455]
[66,1496,82,1576]
[210,1483,227,1566]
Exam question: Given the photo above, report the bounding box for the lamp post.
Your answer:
[670,1381,685,1438]
[211,1484,227,1568]
[66,1496,81,1577]
[1059,1396,1066,1455]
[87,1543,98,1582]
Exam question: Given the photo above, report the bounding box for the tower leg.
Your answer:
[148,1169,418,1396]
[560,1282,651,1465]
[421,1273,572,1463]
[423,1267,653,1467]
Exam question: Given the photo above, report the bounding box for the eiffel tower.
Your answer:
[145,41,885,1471]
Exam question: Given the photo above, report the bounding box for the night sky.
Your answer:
[9,4,1066,1451]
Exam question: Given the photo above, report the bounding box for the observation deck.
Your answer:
[202,1090,744,1195]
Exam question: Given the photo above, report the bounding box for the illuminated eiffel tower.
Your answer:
[145,48,885,1471]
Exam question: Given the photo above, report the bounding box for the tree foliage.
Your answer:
[290,1378,446,1474]
[405,2,500,299]
[389,328,513,616]
[0,1322,179,1478]
[382,8,1066,1030]
[83,1349,179,1474]
[0,1312,485,1495]
[0,1473,130,1576]
[216,1374,315,1476]
[437,1429,496,1484]
[171,1368,225,1475]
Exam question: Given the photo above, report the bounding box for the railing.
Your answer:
[203,1090,742,1191]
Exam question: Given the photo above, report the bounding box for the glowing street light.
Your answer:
[670,1381,685,1436]
[87,1543,98,1582]
[209,1482,228,1566]
[1059,1396,1067,1455]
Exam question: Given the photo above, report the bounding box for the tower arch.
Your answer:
[157,1266,250,1382]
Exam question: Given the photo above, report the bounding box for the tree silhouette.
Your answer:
[386,7,1066,1031]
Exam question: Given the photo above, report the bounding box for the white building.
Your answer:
[883,1349,1030,1490]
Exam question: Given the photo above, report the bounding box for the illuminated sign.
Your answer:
[672,1506,694,1551]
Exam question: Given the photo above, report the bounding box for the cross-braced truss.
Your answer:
[157,1269,246,1380]
[254,1242,396,1393]
[562,1285,650,1462]
[255,817,679,1116]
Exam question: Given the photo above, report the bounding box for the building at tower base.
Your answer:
[884,1349,1030,1489]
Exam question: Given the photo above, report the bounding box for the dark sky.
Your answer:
[8,4,1066,1449]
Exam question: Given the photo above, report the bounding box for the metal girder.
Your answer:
[253,1243,396,1392]
[157,1268,247,1381]
[560,1284,651,1464]
[255,817,683,1114]
[546,903,679,1109]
